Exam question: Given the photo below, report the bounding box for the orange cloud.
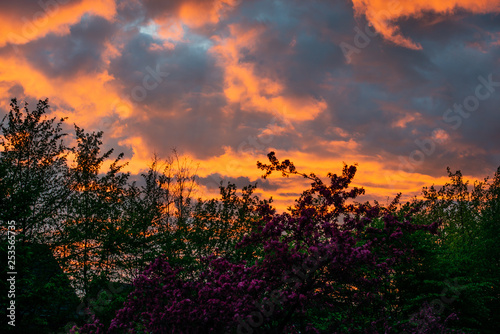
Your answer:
[190,138,450,212]
[146,0,239,35]
[0,51,125,136]
[178,0,239,28]
[0,0,116,48]
[210,24,327,121]
[352,0,500,49]
[141,0,239,50]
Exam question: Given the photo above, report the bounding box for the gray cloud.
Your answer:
[197,173,279,192]
[22,15,117,77]
[3,0,500,188]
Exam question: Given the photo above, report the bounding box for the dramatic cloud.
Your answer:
[143,0,240,28]
[352,0,500,49]
[1,0,499,210]
[1,0,116,48]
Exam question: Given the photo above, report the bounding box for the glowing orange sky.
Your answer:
[352,0,500,49]
[1,0,499,210]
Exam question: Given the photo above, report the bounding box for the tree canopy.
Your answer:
[0,99,498,333]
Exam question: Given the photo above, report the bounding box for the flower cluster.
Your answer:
[78,153,449,333]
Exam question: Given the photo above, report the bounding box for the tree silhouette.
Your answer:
[79,152,446,333]
[0,98,69,244]
[2,98,497,333]
[61,125,129,296]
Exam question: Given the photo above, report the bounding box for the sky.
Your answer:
[1,0,500,209]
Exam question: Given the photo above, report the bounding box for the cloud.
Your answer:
[0,0,117,48]
[21,15,117,78]
[352,0,500,49]
[197,173,279,191]
[1,0,500,211]
[142,0,240,28]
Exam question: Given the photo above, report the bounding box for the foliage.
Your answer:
[59,125,130,295]
[1,99,498,333]
[0,243,80,333]
[0,98,69,244]
[78,152,454,333]
[394,167,500,333]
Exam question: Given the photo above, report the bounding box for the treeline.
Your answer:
[0,99,264,332]
[0,99,499,333]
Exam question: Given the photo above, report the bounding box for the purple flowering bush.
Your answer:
[77,152,459,333]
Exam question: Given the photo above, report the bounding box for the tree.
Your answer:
[0,98,69,244]
[79,152,447,333]
[175,181,268,275]
[60,125,129,296]
[120,155,172,279]
[386,167,500,333]
[119,152,199,280]
[477,167,500,332]
[0,242,80,333]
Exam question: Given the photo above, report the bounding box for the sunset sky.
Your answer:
[1,0,500,209]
